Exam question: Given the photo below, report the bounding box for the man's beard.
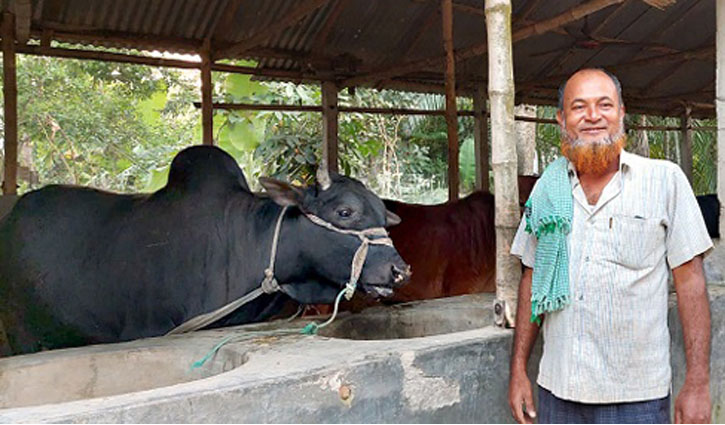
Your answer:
[560,119,626,175]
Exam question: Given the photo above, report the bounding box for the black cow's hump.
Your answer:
[165,146,249,193]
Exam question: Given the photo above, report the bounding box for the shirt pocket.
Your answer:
[611,214,662,269]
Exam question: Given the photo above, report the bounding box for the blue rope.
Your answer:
[190,286,351,369]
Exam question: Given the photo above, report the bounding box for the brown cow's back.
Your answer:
[385,191,497,302]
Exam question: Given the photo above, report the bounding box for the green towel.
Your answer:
[524,156,573,323]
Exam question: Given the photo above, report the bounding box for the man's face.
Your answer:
[556,70,626,175]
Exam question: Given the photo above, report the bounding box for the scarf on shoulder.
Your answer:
[523,156,573,323]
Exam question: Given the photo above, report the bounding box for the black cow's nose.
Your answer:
[392,264,412,286]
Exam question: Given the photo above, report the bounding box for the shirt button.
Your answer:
[585,256,590,261]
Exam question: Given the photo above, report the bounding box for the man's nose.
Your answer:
[585,105,601,121]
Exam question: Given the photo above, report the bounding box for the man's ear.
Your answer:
[259,177,305,206]
[386,210,401,227]
[556,109,564,127]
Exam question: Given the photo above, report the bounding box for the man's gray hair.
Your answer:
[557,68,624,111]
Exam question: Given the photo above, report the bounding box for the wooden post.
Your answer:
[473,85,490,192]
[486,0,520,327]
[321,81,339,173]
[718,0,725,237]
[201,40,214,146]
[680,106,693,184]
[442,0,460,201]
[2,12,17,195]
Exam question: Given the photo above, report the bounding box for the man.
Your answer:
[508,68,712,424]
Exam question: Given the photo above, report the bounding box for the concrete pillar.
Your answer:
[473,85,490,192]
[321,81,339,173]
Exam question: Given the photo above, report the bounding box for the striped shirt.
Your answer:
[510,150,713,403]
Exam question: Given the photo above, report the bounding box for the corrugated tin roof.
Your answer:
[13,0,718,117]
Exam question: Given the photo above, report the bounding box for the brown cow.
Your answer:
[310,176,537,313]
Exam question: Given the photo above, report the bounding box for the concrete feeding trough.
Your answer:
[0,289,722,423]
[0,336,249,409]
[319,295,494,340]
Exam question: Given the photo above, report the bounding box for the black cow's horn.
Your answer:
[317,165,332,191]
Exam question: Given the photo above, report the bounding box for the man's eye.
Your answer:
[337,208,353,218]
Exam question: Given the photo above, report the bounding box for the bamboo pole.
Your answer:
[2,12,17,195]
[486,0,520,327]
[717,0,725,237]
[473,85,490,192]
[322,81,339,173]
[201,41,214,146]
[680,106,693,184]
[441,0,459,201]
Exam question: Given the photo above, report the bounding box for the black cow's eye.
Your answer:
[337,208,353,218]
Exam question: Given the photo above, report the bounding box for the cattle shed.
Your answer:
[0,0,723,327]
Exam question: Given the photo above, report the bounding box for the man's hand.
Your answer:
[674,381,711,423]
[509,370,536,424]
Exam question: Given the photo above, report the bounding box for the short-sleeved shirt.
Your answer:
[510,150,713,404]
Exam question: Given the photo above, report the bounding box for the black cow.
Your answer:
[0,146,409,355]
[696,194,720,239]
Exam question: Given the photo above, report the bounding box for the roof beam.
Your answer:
[214,0,331,60]
[343,0,625,87]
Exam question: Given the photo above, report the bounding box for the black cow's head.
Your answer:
[260,169,410,302]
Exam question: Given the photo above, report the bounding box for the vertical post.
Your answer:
[442,0,459,201]
[321,81,339,173]
[718,0,725,238]
[2,12,17,195]
[473,85,490,192]
[515,104,537,176]
[486,0,520,327]
[680,106,693,185]
[200,40,214,146]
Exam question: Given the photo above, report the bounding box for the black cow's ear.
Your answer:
[386,210,401,227]
[259,177,304,206]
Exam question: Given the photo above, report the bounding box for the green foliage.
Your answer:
[5,54,198,194]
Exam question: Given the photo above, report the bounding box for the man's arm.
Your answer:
[508,267,540,424]
[671,255,711,424]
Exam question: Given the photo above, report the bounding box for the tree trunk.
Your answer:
[486,0,521,327]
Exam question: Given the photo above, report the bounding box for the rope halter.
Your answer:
[167,205,394,335]
[303,213,394,300]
